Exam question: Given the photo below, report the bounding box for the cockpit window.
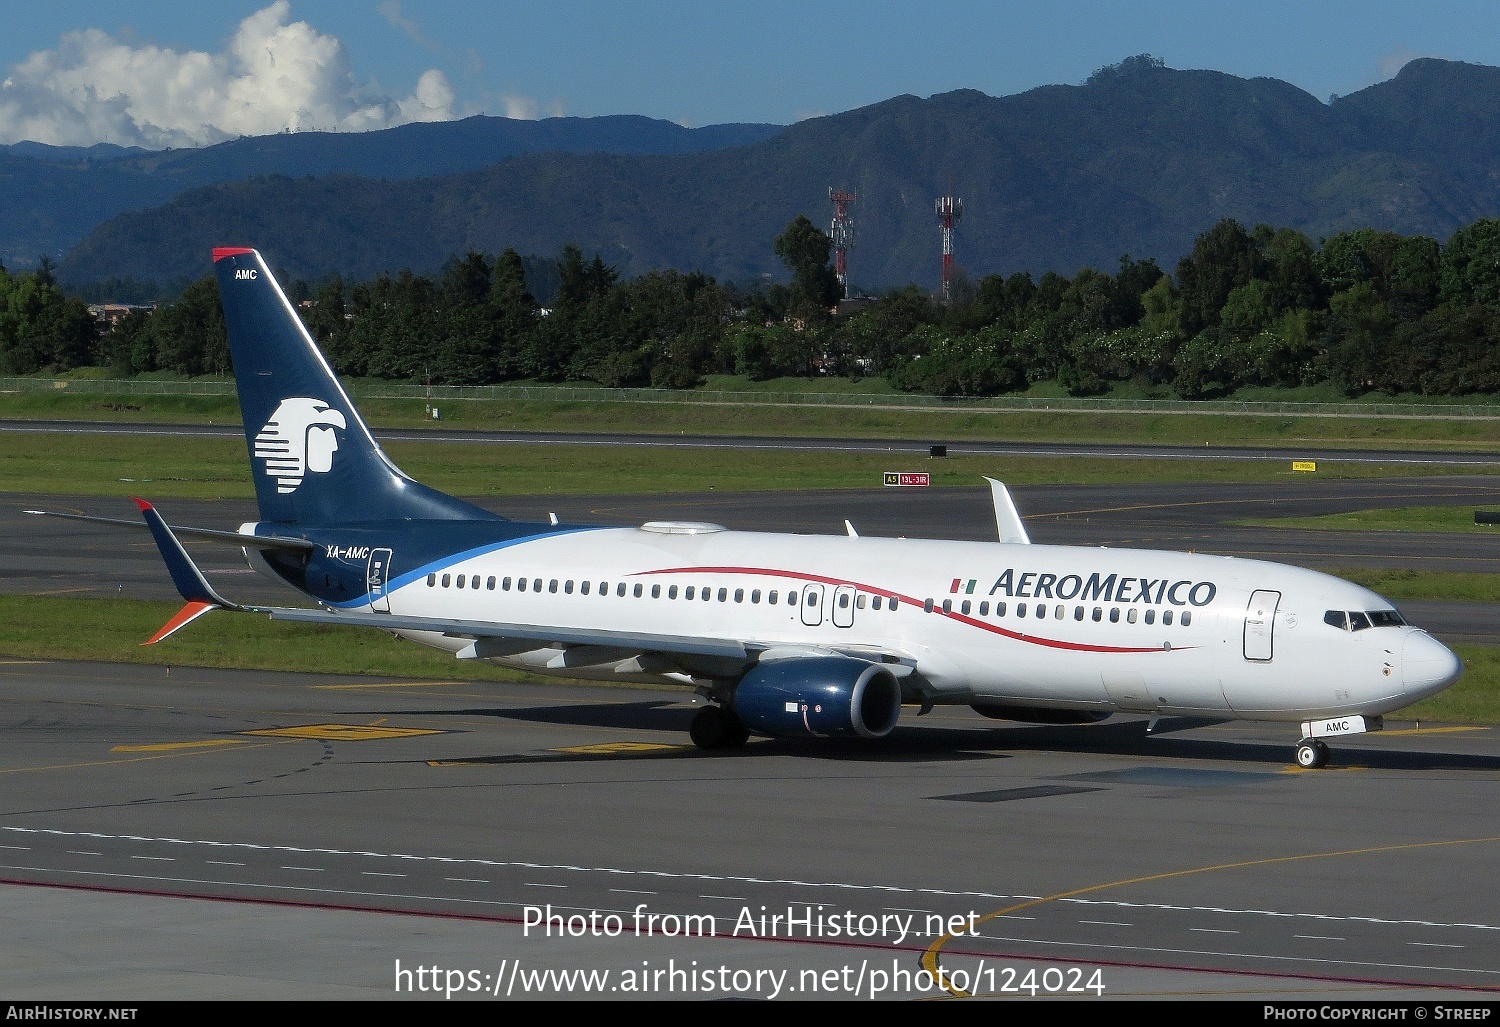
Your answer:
[1348,611,1372,631]
[1367,610,1405,628]
[1324,610,1348,630]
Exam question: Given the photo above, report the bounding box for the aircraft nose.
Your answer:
[1402,631,1463,698]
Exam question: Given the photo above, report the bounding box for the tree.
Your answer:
[1440,219,1500,307]
[773,216,840,314]
[1176,219,1261,337]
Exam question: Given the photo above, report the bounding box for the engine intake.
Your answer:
[733,657,902,739]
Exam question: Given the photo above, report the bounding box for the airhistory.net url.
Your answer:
[393,958,1106,999]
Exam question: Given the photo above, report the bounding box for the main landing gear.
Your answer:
[690,705,750,750]
[1295,738,1330,769]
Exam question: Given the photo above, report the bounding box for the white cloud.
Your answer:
[377,1,439,53]
[495,93,566,121]
[1377,48,1434,81]
[0,1,458,148]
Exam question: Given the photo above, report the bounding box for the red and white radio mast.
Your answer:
[935,192,964,301]
[828,188,855,299]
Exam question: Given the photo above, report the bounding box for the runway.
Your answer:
[2,659,1498,1000]
[7,444,1500,998]
[8,417,1500,467]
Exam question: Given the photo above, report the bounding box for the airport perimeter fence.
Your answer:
[7,376,1500,419]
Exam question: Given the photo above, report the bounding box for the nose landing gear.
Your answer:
[1295,738,1330,769]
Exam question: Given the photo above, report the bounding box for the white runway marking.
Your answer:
[7,826,1497,936]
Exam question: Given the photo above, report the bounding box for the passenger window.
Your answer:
[1349,611,1371,631]
[487,576,496,590]
[442,574,451,588]
[1074,606,1084,621]
[752,589,761,603]
[788,590,799,606]
[923,598,934,613]
[872,596,883,611]
[703,587,712,601]
[456,575,465,589]
[633,584,644,598]
[1092,607,1102,622]
[1127,608,1138,624]
[669,585,678,599]
[1055,605,1064,619]
[651,584,661,599]
[1017,603,1027,619]
[516,577,525,592]
[1324,610,1348,630]
[427,573,436,587]
[978,601,987,615]
[549,579,558,593]
[769,590,779,605]
[1109,608,1119,623]
[720,588,730,603]
[994,601,1005,617]
[533,578,542,592]
[685,586,695,600]
[616,582,626,597]
[1163,610,1173,625]
[1144,609,1154,624]
[889,597,898,611]
[1181,611,1192,626]
[854,594,864,609]
[580,580,590,595]
[942,599,953,613]
[960,600,970,615]
[735,588,744,603]
[565,580,574,594]
[473,575,482,589]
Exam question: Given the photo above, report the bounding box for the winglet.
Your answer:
[133,498,244,642]
[984,478,1031,544]
[143,600,220,646]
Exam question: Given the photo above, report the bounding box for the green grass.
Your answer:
[1326,568,1500,604]
[0,431,1481,501]
[1240,506,1500,535]
[13,386,1500,451]
[0,595,545,683]
[0,594,1490,723]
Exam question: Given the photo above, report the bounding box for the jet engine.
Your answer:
[732,657,902,739]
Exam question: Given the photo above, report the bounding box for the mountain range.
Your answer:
[0,115,782,273]
[34,58,1500,291]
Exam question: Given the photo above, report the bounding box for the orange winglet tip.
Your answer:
[131,497,152,512]
[144,600,218,645]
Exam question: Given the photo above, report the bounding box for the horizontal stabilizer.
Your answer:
[23,508,315,551]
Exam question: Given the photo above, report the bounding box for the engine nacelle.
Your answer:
[733,657,902,739]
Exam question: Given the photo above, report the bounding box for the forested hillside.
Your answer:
[18,212,1500,402]
[56,57,1500,289]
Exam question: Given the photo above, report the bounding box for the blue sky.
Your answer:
[4,2,1500,146]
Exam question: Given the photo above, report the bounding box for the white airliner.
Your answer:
[37,248,1463,769]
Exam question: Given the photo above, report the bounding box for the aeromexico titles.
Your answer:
[32,247,1463,770]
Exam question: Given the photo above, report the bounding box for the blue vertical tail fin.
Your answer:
[213,247,496,526]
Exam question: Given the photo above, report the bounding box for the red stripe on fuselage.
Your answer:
[633,565,1183,654]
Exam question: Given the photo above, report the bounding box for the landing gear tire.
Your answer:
[1295,739,1330,769]
[721,718,750,748]
[693,705,752,750]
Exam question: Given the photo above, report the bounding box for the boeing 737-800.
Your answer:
[34,247,1464,769]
